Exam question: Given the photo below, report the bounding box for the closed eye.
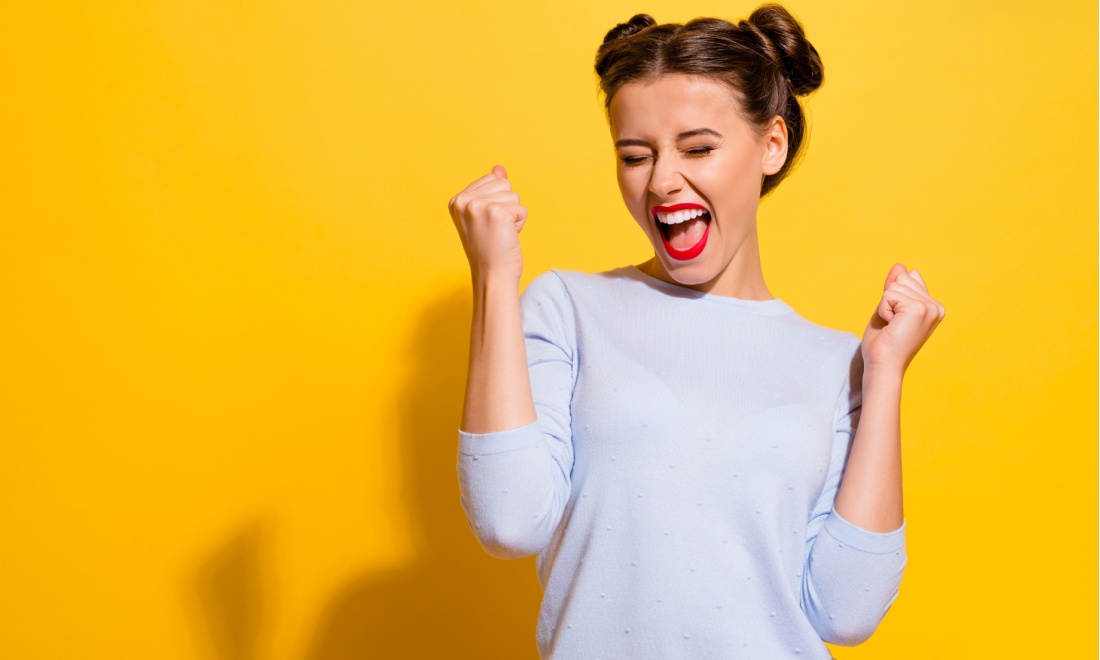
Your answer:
[620,146,715,168]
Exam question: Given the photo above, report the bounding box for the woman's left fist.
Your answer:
[861,263,945,374]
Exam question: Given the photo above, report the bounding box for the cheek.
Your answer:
[616,171,648,215]
[615,169,628,198]
[706,155,760,202]
[616,166,640,192]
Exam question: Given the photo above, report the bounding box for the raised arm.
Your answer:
[833,264,945,531]
[800,264,944,644]
[448,165,537,434]
[449,167,576,559]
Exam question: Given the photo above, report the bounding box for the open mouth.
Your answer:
[653,206,712,261]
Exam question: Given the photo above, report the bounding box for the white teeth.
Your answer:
[656,208,709,224]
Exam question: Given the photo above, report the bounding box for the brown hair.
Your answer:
[594,4,824,197]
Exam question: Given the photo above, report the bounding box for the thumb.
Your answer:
[492,164,508,180]
[884,262,907,289]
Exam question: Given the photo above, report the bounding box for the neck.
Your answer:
[637,229,773,300]
[638,258,773,300]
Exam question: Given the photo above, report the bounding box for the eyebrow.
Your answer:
[614,128,723,148]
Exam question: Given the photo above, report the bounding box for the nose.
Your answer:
[648,152,684,198]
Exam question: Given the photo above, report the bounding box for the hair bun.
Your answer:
[601,14,657,47]
[596,14,658,79]
[746,4,823,96]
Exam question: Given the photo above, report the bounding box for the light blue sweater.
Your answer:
[456,266,906,659]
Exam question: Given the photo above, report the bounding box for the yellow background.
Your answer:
[1,1,1095,657]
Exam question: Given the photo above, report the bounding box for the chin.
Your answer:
[657,255,722,287]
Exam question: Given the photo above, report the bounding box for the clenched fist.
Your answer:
[449,165,529,283]
[861,263,946,375]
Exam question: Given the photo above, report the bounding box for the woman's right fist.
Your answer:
[448,165,528,282]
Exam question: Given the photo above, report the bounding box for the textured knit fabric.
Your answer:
[456,266,906,659]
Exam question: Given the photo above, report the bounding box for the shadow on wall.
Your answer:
[300,287,544,659]
[194,520,268,660]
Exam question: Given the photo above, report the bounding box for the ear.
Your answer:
[760,115,789,176]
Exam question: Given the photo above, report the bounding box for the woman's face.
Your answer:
[608,73,788,297]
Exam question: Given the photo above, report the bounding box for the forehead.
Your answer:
[609,74,745,139]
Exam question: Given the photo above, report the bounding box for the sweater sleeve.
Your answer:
[455,271,577,560]
[799,334,907,645]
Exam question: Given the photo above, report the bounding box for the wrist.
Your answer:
[470,268,521,301]
[862,364,904,392]
[471,266,521,293]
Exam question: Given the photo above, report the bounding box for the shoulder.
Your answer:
[774,312,865,415]
[517,270,594,342]
[772,310,863,391]
[520,270,574,310]
[788,319,864,409]
[521,267,632,305]
[780,308,861,357]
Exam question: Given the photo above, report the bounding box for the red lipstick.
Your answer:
[651,202,709,215]
[652,203,711,261]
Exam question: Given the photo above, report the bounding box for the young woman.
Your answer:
[449,4,944,657]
